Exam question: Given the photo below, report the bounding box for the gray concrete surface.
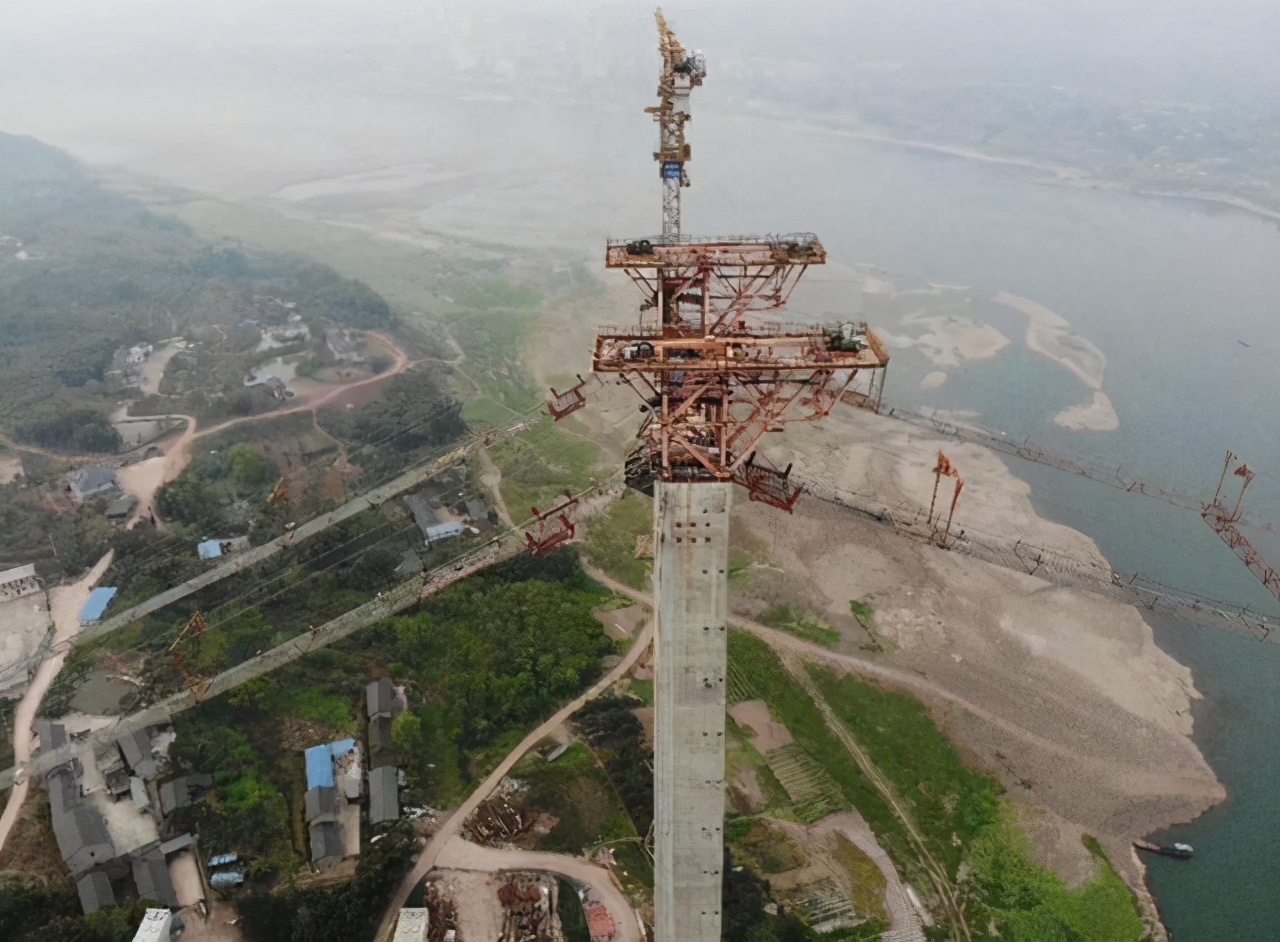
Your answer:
[652,481,731,942]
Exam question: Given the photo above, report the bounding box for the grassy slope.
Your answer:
[727,631,1144,941]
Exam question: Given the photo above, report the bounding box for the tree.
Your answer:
[226,443,275,490]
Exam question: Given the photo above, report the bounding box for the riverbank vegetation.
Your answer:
[726,632,1144,941]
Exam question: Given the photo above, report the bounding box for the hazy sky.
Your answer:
[4,1,1278,230]
[5,1,1279,112]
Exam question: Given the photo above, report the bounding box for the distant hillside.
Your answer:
[0,132,398,453]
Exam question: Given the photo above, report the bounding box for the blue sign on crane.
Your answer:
[661,161,682,180]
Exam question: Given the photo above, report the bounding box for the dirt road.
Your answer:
[434,838,643,942]
[375,607,653,942]
[0,551,114,855]
[114,414,197,527]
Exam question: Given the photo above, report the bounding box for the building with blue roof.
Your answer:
[305,744,336,789]
[304,738,357,790]
[197,540,224,560]
[79,587,118,623]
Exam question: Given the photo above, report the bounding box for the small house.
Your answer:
[76,871,115,913]
[424,520,463,544]
[158,775,213,816]
[104,494,138,522]
[309,820,344,869]
[304,785,340,823]
[393,909,430,942]
[0,564,39,601]
[67,466,118,504]
[368,765,399,824]
[366,678,397,719]
[130,849,177,907]
[117,729,162,781]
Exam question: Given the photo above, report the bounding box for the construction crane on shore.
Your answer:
[541,10,890,940]
[1203,452,1280,623]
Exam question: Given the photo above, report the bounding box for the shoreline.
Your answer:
[743,108,1280,228]
[747,407,1224,940]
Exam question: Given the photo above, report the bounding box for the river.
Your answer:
[696,121,1280,941]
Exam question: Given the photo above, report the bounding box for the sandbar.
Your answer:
[903,313,1011,367]
[919,371,948,390]
[1054,391,1119,431]
[992,291,1107,390]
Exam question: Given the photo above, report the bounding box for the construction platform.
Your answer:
[605,233,827,268]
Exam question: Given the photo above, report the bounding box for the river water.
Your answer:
[694,120,1280,940]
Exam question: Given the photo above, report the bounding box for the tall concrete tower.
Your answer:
[545,10,890,940]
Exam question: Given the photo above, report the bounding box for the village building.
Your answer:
[67,466,119,504]
[0,563,39,601]
[105,494,139,522]
[303,738,362,869]
[130,908,174,942]
[365,679,403,825]
[157,775,213,816]
[368,766,399,824]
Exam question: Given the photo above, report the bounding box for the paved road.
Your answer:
[434,838,644,942]
[375,603,653,942]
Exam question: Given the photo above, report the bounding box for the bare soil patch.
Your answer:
[728,699,794,752]
[0,784,71,881]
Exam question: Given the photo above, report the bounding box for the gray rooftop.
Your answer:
[48,767,115,876]
[104,493,139,518]
[158,774,213,815]
[76,871,115,913]
[309,820,344,863]
[159,833,195,855]
[368,765,399,824]
[368,714,395,766]
[118,729,160,780]
[36,719,67,751]
[68,466,117,499]
[367,678,396,718]
[304,785,340,823]
[132,849,177,907]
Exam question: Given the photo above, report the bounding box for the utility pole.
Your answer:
[545,10,890,939]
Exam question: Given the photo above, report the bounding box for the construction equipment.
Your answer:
[167,611,208,691]
[265,476,289,509]
[546,375,588,419]
[928,450,964,548]
[1203,451,1280,615]
[524,492,579,555]
[540,11,890,941]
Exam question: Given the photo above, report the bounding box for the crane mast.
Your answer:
[650,9,702,238]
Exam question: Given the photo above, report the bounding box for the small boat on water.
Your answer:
[1135,839,1194,859]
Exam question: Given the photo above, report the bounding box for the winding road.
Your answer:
[375,607,654,942]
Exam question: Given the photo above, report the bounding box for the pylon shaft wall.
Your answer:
[653,481,731,942]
